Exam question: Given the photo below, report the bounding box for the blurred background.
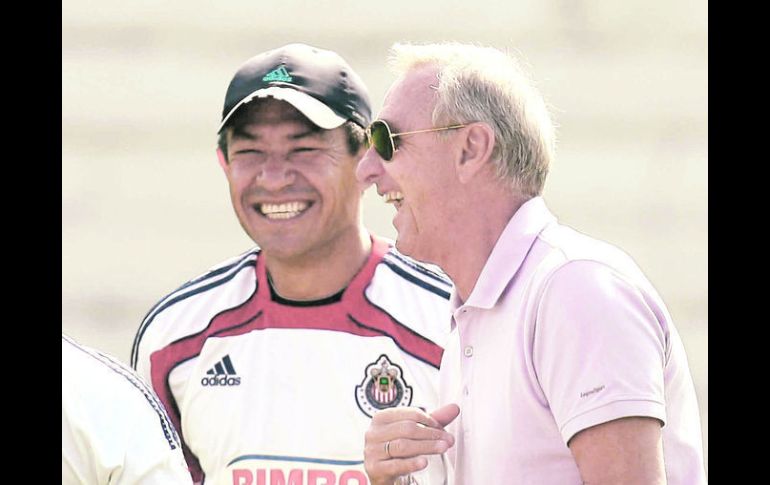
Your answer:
[62,0,707,471]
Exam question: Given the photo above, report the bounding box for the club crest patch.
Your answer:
[355,354,412,418]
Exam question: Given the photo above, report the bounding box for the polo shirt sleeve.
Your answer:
[533,259,667,445]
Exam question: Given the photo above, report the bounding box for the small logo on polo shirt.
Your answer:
[355,354,412,418]
[201,354,241,386]
[580,385,605,398]
[262,65,293,83]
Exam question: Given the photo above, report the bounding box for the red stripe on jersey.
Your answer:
[346,238,444,368]
[149,285,263,482]
[148,235,444,481]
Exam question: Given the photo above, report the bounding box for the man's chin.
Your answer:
[258,244,310,262]
[394,235,418,259]
[396,233,441,268]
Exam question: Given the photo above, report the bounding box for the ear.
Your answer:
[216,147,229,174]
[456,122,495,184]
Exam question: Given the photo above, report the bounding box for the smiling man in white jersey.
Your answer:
[131,43,453,485]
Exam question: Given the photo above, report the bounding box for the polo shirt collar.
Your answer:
[450,196,556,312]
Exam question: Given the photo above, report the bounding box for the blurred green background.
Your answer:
[62,0,707,470]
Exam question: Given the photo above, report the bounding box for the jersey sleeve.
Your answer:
[112,392,193,485]
[62,339,193,484]
[129,305,204,483]
[132,299,170,381]
[533,260,668,445]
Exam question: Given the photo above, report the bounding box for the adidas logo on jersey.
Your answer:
[201,354,241,386]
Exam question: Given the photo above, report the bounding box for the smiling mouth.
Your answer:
[383,191,404,207]
[255,201,311,220]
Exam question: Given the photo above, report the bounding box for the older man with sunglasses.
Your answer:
[131,43,454,485]
[357,42,707,485]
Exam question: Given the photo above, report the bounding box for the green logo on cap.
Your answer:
[262,66,293,83]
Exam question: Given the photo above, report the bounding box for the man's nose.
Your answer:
[356,147,384,185]
[257,158,295,191]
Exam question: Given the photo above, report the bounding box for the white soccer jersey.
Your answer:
[62,335,192,485]
[131,236,453,485]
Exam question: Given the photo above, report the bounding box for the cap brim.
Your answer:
[217,86,347,133]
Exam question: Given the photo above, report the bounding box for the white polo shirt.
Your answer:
[439,197,706,484]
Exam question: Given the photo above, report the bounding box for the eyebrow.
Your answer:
[289,126,324,140]
[230,126,258,142]
[229,125,325,143]
[379,119,402,134]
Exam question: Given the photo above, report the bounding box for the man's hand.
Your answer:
[364,404,460,485]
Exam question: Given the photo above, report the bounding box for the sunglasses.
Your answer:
[365,119,468,161]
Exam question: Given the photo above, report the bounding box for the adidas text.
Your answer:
[201,375,241,386]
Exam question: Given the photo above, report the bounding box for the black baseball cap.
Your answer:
[218,43,372,133]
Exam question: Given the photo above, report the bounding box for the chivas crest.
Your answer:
[355,354,412,418]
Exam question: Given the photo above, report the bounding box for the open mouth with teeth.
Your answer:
[383,191,404,207]
[256,201,312,220]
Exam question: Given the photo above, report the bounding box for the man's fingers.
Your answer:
[365,456,429,482]
[365,436,451,462]
[430,403,460,428]
[364,406,458,485]
[371,406,441,428]
[386,437,451,459]
[366,418,455,446]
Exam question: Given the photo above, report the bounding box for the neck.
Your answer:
[263,225,371,301]
[441,189,528,303]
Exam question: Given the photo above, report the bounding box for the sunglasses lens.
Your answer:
[370,121,394,161]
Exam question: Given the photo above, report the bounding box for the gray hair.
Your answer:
[388,42,556,197]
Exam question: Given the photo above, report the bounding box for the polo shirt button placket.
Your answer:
[457,307,473,435]
[462,340,473,435]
